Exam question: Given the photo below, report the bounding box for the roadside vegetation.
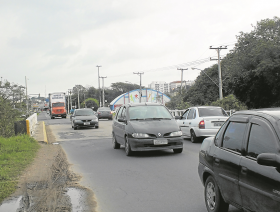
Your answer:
[182,17,280,109]
[0,134,40,202]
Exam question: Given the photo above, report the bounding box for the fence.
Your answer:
[26,113,37,135]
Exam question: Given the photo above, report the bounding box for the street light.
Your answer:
[96,65,102,107]
[191,67,219,88]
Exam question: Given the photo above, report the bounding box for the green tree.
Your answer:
[82,98,99,110]
[222,17,280,108]
[210,94,247,111]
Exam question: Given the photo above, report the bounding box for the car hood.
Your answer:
[74,115,97,120]
[128,119,180,135]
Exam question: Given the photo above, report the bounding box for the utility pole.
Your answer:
[69,89,72,108]
[133,72,144,103]
[77,88,80,109]
[67,90,70,114]
[96,65,102,108]
[25,76,28,113]
[210,46,227,100]
[100,76,107,107]
[177,68,188,94]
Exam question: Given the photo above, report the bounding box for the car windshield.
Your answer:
[198,108,228,117]
[53,103,64,107]
[98,107,111,111]
[128,105,172,120]
[75,110,95,116]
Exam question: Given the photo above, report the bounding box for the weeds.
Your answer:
[0,134,40,203]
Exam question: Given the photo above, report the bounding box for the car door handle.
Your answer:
[214,158,220,164]
[241,167,248,174]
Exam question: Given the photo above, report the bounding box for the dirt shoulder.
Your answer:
[4,122,97,212]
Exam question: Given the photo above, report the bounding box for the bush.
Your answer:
[210,94,247,111]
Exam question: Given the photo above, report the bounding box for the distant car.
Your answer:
[97,107,113,120]
[198,108,280,212]
[112,103,183,156]
[71,108,99,130]
[176,106,228,143]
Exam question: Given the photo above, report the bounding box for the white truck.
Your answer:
[49,92,67,119]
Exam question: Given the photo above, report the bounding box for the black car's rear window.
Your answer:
[75,110,95,116]
[128,105,172,120]
[98,107,111,111]
[198,108,228,117]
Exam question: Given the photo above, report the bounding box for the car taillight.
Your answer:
[98,112,101,114]
[110,111,113,114]
[199,120,205,129]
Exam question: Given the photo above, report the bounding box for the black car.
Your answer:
[71,109,99,130]
[97,107,113,120]
[198,108,280,212]
[112,103,183,156]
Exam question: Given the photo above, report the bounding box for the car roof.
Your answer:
[192,106,222,109]
[124,103,163,107]
[234,108,280,121]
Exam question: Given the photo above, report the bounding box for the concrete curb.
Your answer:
[42,121,48,144]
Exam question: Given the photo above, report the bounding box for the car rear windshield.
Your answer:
[75,110,95,116]
[53,103,64,107]
[128,105,172,120]
[198,108,228,117]
[98,107,111,111]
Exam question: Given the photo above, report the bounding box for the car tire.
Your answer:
[125,137,133,156]
[190,130,198,143]
[95,126,99,129]
[112,134,120,149]
[204,176,229,212]
[74,126,78,130]
[173,148,183,153]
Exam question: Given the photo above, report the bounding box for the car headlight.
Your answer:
[132,133,151,138]
[169,131,182,137]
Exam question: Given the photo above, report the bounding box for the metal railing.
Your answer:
[169,109,236,117]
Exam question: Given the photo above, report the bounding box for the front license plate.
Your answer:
[154,140,168,145]
[84,122,90,125]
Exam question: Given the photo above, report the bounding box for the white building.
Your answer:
[169,80,194,92]
[148,81,169,93]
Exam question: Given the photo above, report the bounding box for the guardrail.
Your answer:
[26,113,37,135]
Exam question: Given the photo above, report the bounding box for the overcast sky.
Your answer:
[1,0,279,97]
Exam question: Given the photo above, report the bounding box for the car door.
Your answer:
[118,106,127,145]
[113,106,123,142]
[185,108,195,137]
[213,116,249,208]
[239,117,280,212]
[177,109,189,136]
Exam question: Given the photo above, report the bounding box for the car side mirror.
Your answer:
[118,118,127,123]
[175,116,181,120]
[257,153,280,168]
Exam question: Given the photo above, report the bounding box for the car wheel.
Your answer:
[74,126,78,130]
[112,134,120,149]
[205,176,229,212]
[173,148,183,153]
[190,130,198,143]
[95,126,99,129]
[125,137,133,156]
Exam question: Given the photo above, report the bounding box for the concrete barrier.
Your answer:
[26,113,37,135]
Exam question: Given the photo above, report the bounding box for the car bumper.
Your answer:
[52,113,66,117]
[128,137,183,151]
[193,128,219,137]
[198,162,205,184]
[74,120,99,127]
[98,115,112,119]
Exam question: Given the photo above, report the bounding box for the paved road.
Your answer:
[39,112,242,212]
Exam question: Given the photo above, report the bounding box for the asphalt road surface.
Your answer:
[39,111,242,212]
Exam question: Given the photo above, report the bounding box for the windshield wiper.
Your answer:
[130,118,145,121]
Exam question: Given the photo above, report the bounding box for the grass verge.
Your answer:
[0,134,40,203]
